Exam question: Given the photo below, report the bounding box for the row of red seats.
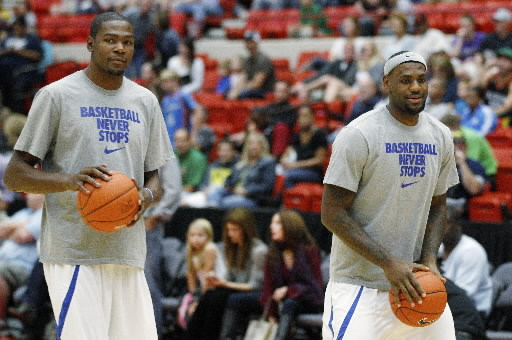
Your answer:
[468,128,512,223]
[226,1,512,39]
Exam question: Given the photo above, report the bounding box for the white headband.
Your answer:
[383,52,427,76]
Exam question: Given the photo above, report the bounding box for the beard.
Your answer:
[397,98,426,116]
[106,68,125,77]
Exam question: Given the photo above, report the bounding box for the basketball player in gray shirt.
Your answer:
[4,12,173,340]
[321,51,459,339]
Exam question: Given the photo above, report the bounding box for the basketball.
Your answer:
[76,170,140,232]
[389,270,447,327]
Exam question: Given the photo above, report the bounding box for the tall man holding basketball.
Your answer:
[3,12,173,340]
[321,51,459,339]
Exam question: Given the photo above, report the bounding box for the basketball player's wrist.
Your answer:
[143,187,154,205]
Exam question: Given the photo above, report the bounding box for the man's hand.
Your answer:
[385,258,429,307]
[68,165,112,193]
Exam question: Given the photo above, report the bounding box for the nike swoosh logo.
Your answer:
[401,181,419,188]
[104,146,125,154]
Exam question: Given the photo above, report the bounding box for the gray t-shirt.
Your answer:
[323,106,459,290]
[15,71,174,268]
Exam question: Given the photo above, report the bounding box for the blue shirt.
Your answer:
[455,100,497,136]
[160,90,198,144]
[0,207,42,271]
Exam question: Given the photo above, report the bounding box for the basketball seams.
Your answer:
[86,187,140,223]
[80,177,137,217]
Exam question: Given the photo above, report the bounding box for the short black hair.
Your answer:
[89,11,131,39]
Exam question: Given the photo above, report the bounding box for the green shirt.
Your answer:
[177,147,208,189]
[461,126,497,176]
[300,4,331,35]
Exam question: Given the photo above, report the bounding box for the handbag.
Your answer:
[243,300,278,340]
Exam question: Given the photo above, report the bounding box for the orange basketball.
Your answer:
[76,170,140,232]
[389,270,447,327]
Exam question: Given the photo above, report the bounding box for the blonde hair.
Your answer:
[186,218,214,273]
[238,132,270,167]
[159,69,179,82]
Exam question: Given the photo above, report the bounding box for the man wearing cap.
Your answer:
[321,51,458,339]
[479,8,512,56]
[232,31,276,99]
[481,47,512,119]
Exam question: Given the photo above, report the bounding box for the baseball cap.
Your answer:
[243,30,261,42]
[497,47,512,60]
[493,8,511,22]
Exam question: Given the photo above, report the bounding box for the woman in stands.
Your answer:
[219,209,324,340]
[184,208,268,340]
[210,132,276,209]
[280,104,328,189]
[166,38,205,94]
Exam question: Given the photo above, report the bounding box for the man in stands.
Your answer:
[230,31,276,100]
[0,16,42,114]
[479,8,512,58]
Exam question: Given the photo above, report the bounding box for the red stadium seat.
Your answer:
[487,129,512,149]
[45,61,81,85]
[468,192,512,223]
[283,183,324,212]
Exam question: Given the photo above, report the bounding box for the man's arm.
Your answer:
[321,184,428,306]
[4,150,111,194]
[419,193,448,276]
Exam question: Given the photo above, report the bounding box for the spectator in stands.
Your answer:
[215,58,232,97]
[287,0,331,38]
[219,209,323,340]
[173,0,222,39]
[178,218,226,329]
[76,0,128,13]
[425,77,454,121]
[293,39,358,102]
[354,0,391,36]
[280,104,328,189]
[211,132,276,209]
[190,105,215,157]
[181,139,239,208]
[144,158,182,337]
[140,61,161,98]
[155,11,180,70]
[251,0,298,10]
[185,207,268,340]
[0,193,43,330]
[356,40,384,79]
[478,8,512,59]
[167,38,205,95]
[448,14,485,63]
[345,72,381,124]
[232,31,276,100]
[174,128,209,193]
[0,16,42,114]
[440,212,494,318]
[428,52,459,103]
[441,113,497,182]
[413,13,450,61]
[445,278,487,340]
[455,84,497,137]
[123,0,156,78]
[446,130,487,216]
[380,13,416,60]
[159,69,200,143]
[226,55,245,99]
[251,80,297,158]
[480,47,512,120]
[327,16,365,66]
[8,1,36,33]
